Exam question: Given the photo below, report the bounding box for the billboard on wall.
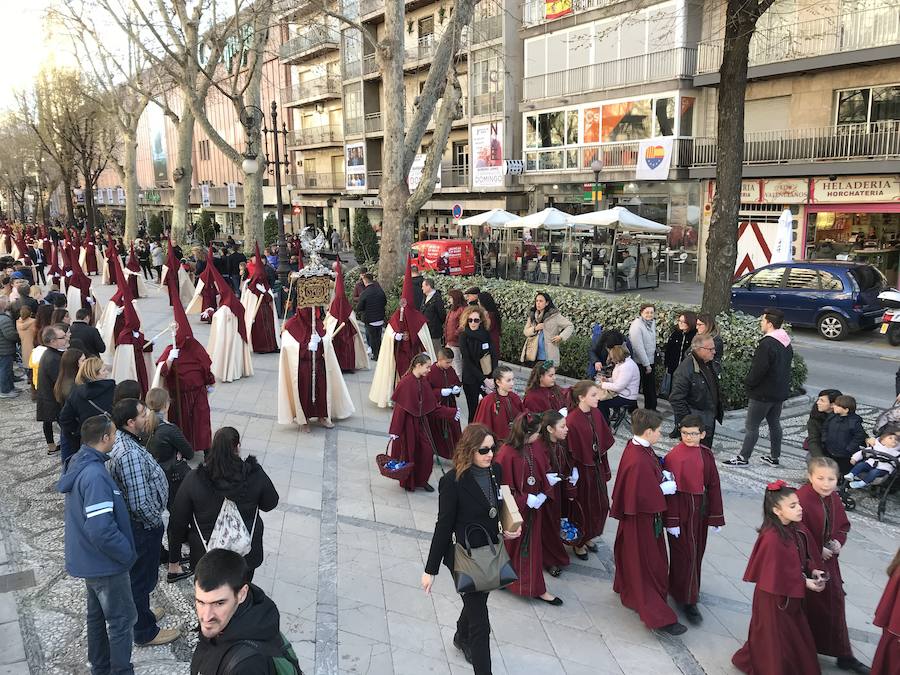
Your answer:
[148,104,169,186]
[345,142,366,190]
[472,122,503,188]
[408,154,441,191]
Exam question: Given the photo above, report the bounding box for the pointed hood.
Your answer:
[109,251,128,306]
[162,237,181,306]
[13,228,29,262]
[170,284,194,348]
[328,260,353,323]
[248,241,269,291]
[209,252,248,343]
[126,242,140,272]
[400,255,416,309]
[114,256,140,336]
[388,256,427,337]
[106,234,117,261]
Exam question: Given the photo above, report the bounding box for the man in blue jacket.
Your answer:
[58,415,138,675]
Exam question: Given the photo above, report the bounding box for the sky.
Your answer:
[0,0,54,111]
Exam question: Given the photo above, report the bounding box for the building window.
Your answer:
[418,16,434,38]
[199,140,210,161]
[836,84,900,126]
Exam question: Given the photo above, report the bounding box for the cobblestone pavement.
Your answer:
[0,283,898,674]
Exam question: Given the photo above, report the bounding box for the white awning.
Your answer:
[569,206,671,234]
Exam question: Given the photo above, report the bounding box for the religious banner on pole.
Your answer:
[117,187,126,205]
[200,183,210,208]
[227,183,237,208]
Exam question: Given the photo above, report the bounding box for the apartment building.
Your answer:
[691,0,900,282]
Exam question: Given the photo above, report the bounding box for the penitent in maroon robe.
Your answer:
[523,385,570,415]
[873,565,900,674]
[732,524,823,675]
[663,442,725,605]
[126,245,142,298]
[329,262,359,372]
[566,406,614,541]
[249,291,278,353]
[389,372,455,491]
[495,441,547,597]
[156,339,214,453]
[533,437,572,570]
[391,310,426,378]
[84,240,98,274]
[796,483,854,659]
[425,365,462,459]
[610,439,677,629]
[284,308,328,420]
[473,392,524,445]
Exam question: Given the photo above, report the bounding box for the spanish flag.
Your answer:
[545,0,573,20]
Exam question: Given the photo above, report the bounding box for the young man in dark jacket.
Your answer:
[192,549,300,675]
[724,308,794,467]
[58,415,138,675]
[421,278,446,356]
[355,274,387,361]
[69,308,106,358]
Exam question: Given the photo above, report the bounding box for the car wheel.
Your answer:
[818,312,848,341]
[888,324,900,347]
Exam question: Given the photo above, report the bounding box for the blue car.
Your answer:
[730,261,886,340]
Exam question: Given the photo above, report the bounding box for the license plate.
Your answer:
[882,323,890,334]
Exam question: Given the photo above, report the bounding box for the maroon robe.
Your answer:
[115,327,151,397]
[388,372,454,490]
[796,484,853,658]
[284,309,328,420]
[473,392,524,444]
[248,289,278,353]
[84,241,98,274]
[157,339,214,452]
[732,524,823,675]
[565,406,614,541]
[495,442,547,597]
[126,246,141,298]
[610,439,677,629]
[523,385,569,415]
[391,311,426,378]
[486,310,501,358]
[873,566,900,674]
[663,442,725,605]
[425,365,462,460]
[329,262,358,372]
[533,437,572,569]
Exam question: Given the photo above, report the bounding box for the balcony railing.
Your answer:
[281,74,341,104]
[472,15,502,43]
[295,172,346,190]
[692,121,900,167]
[279,28,340,62]
[363,53,378,75]
[364,112,383,133]
[344,59,361,79]
[525,47,697,100]
[524,137,693,173]
[345,117,363,135]
[440,164,470,188]
[406,35,436,64]
[696,7,900,75]
[285,125,343,147]
[522,0,620,27]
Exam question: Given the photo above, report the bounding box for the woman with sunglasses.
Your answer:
[566,380,615,559]
[495,413,563,605]
[474,365,524,444]
[534,410,574,578]
[458,306,497,423]
[422,424,520,674]
[523,360,569,415]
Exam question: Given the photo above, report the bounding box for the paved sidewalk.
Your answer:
[0,280,896,674]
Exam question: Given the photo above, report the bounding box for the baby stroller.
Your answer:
[838,447,900,522]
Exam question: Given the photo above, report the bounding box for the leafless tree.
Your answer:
[0,116,40,223]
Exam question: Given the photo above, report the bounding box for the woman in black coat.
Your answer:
[36,327,68,455]
[591,328,625,376]
[422,424,520,674]
[458,306,498,423]
[58,356,116,452]
[144,387,195,507]
[663,311,697,376]
[167,426,279,580]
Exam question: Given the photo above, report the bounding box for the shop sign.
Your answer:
[144,190,161,204]
[741,180,761,203]
[811,176,900,203]
[763,179,807,204]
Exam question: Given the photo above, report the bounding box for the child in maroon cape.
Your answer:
[565,380,614,559]
[523,360,570,415]
[389,353,459,492]
[495,412,562,605]
[425,348,462,460]
[873,547,900,674]
[663,414,725,625]
[611,409,684,635]
[798,457,869,673]
[473,366,524,444]
[733,481,826,674]
[534,410,574,577]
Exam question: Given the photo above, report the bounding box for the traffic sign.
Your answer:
[451,203,463,220]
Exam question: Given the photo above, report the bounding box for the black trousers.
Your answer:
[139,260,153,279]
[153,265,163,283]
[457,590,491,674]
[639,364,657,410]
[365,324,383,360]
[463,382,482,423]
[598,395,637,422]
[34,265,46,286]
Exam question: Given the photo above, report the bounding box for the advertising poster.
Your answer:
[117,187,126,205]
[582,106,601,165]
[200,183,211,208]
[148,103,169,186]
[635,137,673,180]
[472,122,503,188]
[345,141,366,190]
[227,183,237,208]
[408,154,441,191]
[106,187,115,205]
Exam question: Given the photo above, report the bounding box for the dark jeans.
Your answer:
[739,399,784,460]
[639,364,657,410]
[85,571,137,675]
[598,395,637,422]
[457,590,491,675]
[129,521,163,644]
[34,265,46,286]
[849,463,889,484]
[153,265,163,283]
[43,420,55,445]
[463,381,482,424]
[139,261,153,280]
[365,324,383,360]
[0,354,13,393]
[60,433,74,464]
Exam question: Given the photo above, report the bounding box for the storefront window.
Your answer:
[566,110,579,145]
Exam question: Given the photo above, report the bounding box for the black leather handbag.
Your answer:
[452,523,517,594]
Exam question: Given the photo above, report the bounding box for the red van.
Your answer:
[410,239,475,276]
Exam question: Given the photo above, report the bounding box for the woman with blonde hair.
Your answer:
[144,387,194,509]
[458,305,496,423]
[16,305,35,389]
[53,347,85,463]
[59,356,116,454]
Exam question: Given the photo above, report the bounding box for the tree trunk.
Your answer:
[170,105,195,244]
[243,157,264,252]
[62,175,75,227]
[701,1,757,315]
[123,129,140,242]
[83,171,96,230]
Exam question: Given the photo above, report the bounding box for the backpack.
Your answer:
[194,498,257,556]
[226,633,303,675]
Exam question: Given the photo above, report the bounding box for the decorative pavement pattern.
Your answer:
[0,283,898,674]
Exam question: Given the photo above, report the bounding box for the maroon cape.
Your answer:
[248,291,278,353]
[873,567,900,674]
[663,442,725,605]
[388,372,454,490]
[329,262,359,372]
[473,392,524,444]
[126,245,141,298]
[733,524,822,675]
[796,484,853,658]
[533,437,572,569]
[156,339,214,452]
[83,241,98,274]
[610,439,676,629]
[523,385,569,415]
[495,442,547,597]
[566,406,614,541]
[425,365,461,460]
[284,308,328,420]
[389,308,427,377]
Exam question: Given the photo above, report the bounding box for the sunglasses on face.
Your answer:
[468,318,481,323]
[477,444,495,455]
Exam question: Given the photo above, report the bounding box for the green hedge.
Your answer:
[343,269,807,409]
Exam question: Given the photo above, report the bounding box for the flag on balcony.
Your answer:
[545,0,573,20]
[635,138,674,180]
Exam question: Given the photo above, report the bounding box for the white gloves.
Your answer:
[526,493,547,509]
[440,388,453,397]
[307,333,321,352]
[206,385,215,394]
[569,467,579,486]
[87,297,95,305]
[662,470,674,482]
[132,331,140,339]
[712,526,722,533]
[256,283,266,293]
[394,332,404,341]
[454,410,461,421]
[558,407,568,417]
[115,305,125,315]
[65,270,73,277]
[546,473,562,486]
[666,527,681,538]
[167,348,180,364]
[389,434,399,441]
[660,480,677,496]
[452,385,461,395]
